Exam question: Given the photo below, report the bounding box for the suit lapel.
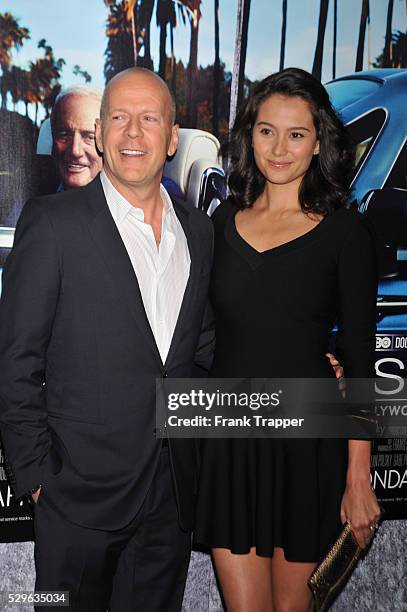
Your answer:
[85,177,163,367]
[83,177,202,370]
[164,198,200,367]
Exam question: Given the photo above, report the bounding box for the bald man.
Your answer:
[0,68,214,611]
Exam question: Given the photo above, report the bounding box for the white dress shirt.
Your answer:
[100,171,191,363]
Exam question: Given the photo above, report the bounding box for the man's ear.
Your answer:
[168,124,179,157]
[95,119,103,154]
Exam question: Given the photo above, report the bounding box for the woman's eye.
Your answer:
[291,132,304,139]
[260,128,272,135]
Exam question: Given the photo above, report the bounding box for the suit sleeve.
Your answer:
[0,199,61,497]
[193,300,215,375]
[336,216,378,438]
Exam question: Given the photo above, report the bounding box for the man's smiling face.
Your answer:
[52,94,102,189]
[95,70,178,193]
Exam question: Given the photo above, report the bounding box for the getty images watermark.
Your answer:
[154,377,404,439]
[165,387,303,430]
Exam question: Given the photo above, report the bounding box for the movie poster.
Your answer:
[0,0,406,543]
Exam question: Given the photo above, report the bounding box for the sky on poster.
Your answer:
[6,0,406,98]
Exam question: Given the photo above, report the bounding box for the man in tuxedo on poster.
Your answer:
[0,67,214,611]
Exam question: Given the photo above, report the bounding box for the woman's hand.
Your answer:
[340,480,381,549]
[325,352,346,396]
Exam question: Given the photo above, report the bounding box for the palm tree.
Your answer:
[73,65,92,83]
[15,68,32,116]
[391,30,407,67]
[28,61,45,125]
[279,0,288,71]
[156,0,176,79]
[383,0,394,67]
[28,39,65,124]
[312,0,330,81]
[7,65,29,111]
[373,30,407,68]
[104,0,135,82]
[0,12,30,109]
[7,66,34,117]
[178,0,202,127]
[212,0,220,136]
[125,0,138,65]
[7,65,21,111]
[104,0,156,79]
[42,83,62,117]
[138,0,155,69]
[229,0,251,132]
[1,67,15,110]
[355,0,370,71]
[332,0,337,78]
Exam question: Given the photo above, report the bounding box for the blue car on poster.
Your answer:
[325,68,407,351]
[325,70,407,514]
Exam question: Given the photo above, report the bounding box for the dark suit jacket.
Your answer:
[0,175,214,531]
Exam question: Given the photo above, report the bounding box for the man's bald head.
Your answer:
[95,66,179,196]
[100,68,176,124]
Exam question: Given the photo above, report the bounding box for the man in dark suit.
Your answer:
[0,68,214,611]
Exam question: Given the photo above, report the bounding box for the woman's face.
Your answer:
[252,93,320,189]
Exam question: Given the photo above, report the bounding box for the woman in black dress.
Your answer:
[194,68,381,611]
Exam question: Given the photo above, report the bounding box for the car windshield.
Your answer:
[325,79,382,111]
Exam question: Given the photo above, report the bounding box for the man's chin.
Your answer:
[61,170,94,190]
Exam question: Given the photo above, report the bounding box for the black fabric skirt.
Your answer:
[194,437,348,562]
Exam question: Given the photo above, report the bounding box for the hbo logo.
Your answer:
[376,336,392,350]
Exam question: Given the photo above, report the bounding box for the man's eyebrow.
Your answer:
[54,128,95,135]
[139,109,162,116]
[108,107,162,115]
[256,120,311,132]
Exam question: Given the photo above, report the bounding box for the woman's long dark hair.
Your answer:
[226,67,355,215]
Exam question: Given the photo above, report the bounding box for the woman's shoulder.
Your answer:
[329,205,376,251]
[210,197,239,229]
[330,205,374,234]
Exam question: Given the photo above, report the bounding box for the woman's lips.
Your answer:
[268,160,292,168]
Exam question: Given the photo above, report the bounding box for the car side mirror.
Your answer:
[363,188,407,278]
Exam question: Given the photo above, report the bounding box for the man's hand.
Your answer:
[326,352,345,397]
[31,487,41,504]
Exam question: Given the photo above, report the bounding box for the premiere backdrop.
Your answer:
[0,0,406,609]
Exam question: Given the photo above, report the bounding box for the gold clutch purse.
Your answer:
[307,522,363,612]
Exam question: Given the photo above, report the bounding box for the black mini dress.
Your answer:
[194,199,377,562]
